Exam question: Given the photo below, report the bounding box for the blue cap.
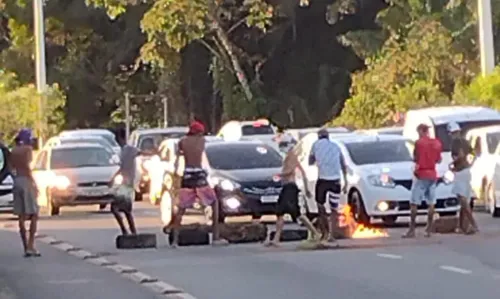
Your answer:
[16,128,32,145]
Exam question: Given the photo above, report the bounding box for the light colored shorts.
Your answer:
[452,168,472,201]
[410,179,436,205]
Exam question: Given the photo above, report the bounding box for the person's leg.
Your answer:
[425,181,436,237]
[326,180,341,242]
[171,207,185,247]
[267,185,288,246]
[111,203,128,235]
[404,180,422,238]
[18,214,28,253]
[315,180,329,240]
[123,202,137,234]
[27,214,39,254]
[461,196,478,234]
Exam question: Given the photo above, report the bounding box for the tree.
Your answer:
[456,66,500,110]
[334,18,472,128]
[0,71,66,142]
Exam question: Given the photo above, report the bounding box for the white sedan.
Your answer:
[296,133,460,225]
[32,143,121,216]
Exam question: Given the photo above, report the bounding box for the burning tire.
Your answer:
[349,190,370,225]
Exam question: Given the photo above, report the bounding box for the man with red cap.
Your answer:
[170,121,225,246]
[403,124,442,238]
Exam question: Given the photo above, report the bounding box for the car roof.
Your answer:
[57,135,106,140]
[60,129,114,136]
[206,140,267,148]
[467,125,500,134]
[49,143,107,150]
[132,127,188,135]
[334,134,409,144]
[406,106,500,125]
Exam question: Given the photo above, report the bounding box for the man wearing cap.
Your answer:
[404,124,442,238]
[309,128,347,243]
[448,121,479,234]
[10,129,41,257]
[171,121,226,246]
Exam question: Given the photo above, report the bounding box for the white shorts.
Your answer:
[452,168,472,201]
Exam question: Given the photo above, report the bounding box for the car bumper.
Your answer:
[218,191,279,216]
[0,190,14,213]
[51,189,114,206]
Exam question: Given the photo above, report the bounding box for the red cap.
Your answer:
[188,121,205,135]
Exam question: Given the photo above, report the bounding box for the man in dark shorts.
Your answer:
[265,146,320,247]
[171,121,226,247]
[10,129,41,257]
[111,128,138,235]
[309,129,347,243]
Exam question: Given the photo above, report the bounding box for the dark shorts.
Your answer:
[181,169,209,188]
[111,200,132,213]
[315,179,341,209]
[276,183,300,222]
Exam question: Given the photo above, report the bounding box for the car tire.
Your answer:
[439,212,457,217]
[487,183,500,218]
[134,191,143,202]
[98,204,107,211]
[46,190,60,216]
[349,190,370,225]
[381,216,397,226]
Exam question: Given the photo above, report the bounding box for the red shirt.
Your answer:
[414,136,442,180]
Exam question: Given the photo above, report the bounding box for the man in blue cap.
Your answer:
[10,128,40,257]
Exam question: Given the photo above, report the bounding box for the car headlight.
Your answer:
[114,174,123,185]
[367,173,396,188]
[209,176,239,191]
[53,176,70,190]
[443,170,455,184]
[224,197,241,209]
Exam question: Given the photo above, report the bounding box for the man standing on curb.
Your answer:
[403,124,441,238]
[447,122,479,234]
[309,128,347,243]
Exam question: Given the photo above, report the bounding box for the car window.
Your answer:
[0,147,4,170]
[435,120,500,152]
[61,138,111,150]
[241,125,274,135]
[345,140,413,165]
[138,132,185,150]
[34,151,48,170]
[50,147,116,169]
[206,144,283,170]
[486,132,500,154]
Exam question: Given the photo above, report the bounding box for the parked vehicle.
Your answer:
[59,129,120,154]
[486,142,500,217]
[293,133,459,225]
[0,144,13,214]
[45,135,117,154]
[32,143,120,216]
[357,127,403,136]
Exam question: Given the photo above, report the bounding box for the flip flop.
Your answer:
[402,232,416,239]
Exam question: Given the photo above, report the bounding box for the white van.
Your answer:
[403,106,500,200]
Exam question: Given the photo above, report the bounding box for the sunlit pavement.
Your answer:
[2,202,500,299]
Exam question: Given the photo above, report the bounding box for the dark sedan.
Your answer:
[205,141,284,222]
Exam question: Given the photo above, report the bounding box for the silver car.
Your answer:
[0,146,13,214]
[32,143,120,216]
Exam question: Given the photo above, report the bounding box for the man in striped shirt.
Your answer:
[309,129,347,242]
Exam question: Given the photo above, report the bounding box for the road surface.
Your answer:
[1,202,500,299]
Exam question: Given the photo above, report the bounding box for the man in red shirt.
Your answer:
[403,124,442,238]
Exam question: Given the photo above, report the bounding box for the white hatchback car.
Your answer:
[32,143,120,216]
[295,133,460,225]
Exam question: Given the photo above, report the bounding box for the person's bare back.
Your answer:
[179,136,205,168]
[11,145,33,178]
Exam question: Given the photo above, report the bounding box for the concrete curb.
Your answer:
[36,235,196,298]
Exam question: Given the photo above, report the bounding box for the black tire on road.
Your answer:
[350,190,370,225]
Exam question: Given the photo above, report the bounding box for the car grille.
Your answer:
[241,181,282,195]
[394,178,446,190]
[0,189,12,196]
[77,182,109,187]
[397,197,459,210]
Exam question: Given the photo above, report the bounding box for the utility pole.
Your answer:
[125,93,130,141]
[33,0,47,145]
[163,96,168,128]
[478,0,495,76]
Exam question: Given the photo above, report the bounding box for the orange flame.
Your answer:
[339,205,389,239]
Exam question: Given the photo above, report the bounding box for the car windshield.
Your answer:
[345,140,413,165]
[241,125,274,135]
[486,131,500,154]
[51,147,116,169]
[206,144,283,170]
[435,120,500,152]
[138,132,186,151]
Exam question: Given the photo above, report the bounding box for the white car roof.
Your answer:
[60,129,114,136]
[406,106,500,125]
[467,125,500,135]
[49,143,107,150]
[333,134,409,145]
[132,127,188,135]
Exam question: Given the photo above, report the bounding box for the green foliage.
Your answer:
[0,72,66,141]
[334,18,470,129]
[456,67,500,110]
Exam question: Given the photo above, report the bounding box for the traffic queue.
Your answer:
[1,105,500,227]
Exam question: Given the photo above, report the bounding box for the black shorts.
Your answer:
[111,200,132,213]
[276,183,300,222]
[181,170,209,189]
[315,179,341,209]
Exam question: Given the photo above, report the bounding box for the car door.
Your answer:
[469,134,487,198]
[31,150,50,207]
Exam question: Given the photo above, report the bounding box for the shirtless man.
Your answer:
[10,129,41,257]
[266,147,321,247]
[171,121,225,247]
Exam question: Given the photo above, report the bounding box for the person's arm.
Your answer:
[413,144,418,163]
[308,142,316,165]
[173,141,183,175]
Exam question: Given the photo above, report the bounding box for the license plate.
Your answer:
[80,190,108,197]
[260,195,279,203]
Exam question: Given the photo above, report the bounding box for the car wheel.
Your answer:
[134,191,143,202]
[349,190,370,225]
[46,189,60,216]
[381,216,397,226]
[487,183,500,218]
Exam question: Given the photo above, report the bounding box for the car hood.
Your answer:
[357,161,415,180]
[211,168,282,184]
[52,165,119,184]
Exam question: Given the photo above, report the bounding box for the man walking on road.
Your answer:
[448,122,479,234]
[10,129,40,257]
[309,129,347,243]
[171,121,226,247]
[112,128,138,235]
[404,124,442,238]
[266,146,321,247]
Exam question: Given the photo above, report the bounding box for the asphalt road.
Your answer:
[1,202,500,299]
